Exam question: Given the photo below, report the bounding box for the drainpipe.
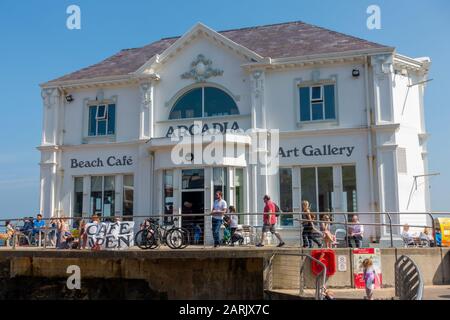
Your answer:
[364,56,376,214]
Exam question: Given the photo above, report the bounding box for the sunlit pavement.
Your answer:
[270,286,450,300]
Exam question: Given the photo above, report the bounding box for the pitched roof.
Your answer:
[45,21,392,85]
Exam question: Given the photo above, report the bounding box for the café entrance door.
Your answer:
[181,169,205,245]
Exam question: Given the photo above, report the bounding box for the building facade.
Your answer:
[39,21,431,243]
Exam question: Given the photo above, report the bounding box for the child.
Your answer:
[228,206,244,246]
[320,215,336,248]
[194,224,202,245]
[362,258,376,300]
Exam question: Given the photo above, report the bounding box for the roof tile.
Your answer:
[46,21,390,84]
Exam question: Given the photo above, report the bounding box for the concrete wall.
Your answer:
[6,255,264,300]
[271,248,450,290]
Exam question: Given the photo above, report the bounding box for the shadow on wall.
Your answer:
[433,249,450,285]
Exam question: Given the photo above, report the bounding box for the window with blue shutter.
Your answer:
[88,104,116,136]
[299,84,336,122]
[299,87,311,121]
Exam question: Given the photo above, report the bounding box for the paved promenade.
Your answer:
[270,286,450,300]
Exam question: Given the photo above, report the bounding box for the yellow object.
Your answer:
[71,229,80,238]
[437,217,450,247]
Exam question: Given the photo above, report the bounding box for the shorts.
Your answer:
[262,224,276,234]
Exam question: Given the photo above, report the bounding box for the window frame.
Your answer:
[296,77,338,126]
[168,84,240,120]
[83,96,117,142]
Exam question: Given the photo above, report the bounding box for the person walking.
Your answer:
[211,191,227,248]
[301,200,323,248]
[256,195,285,248]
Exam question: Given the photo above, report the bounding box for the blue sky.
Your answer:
[0,0,449,218]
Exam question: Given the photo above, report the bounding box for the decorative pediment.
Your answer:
[181,54,224,82]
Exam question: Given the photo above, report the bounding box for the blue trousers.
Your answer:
[212,218,222,246]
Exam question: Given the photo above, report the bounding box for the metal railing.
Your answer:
[0,211,446,250]
[395,255,424,300]
[266,252,327,300]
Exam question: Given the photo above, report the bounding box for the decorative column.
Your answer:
[250,70,265,129]
[40,88,62,218]
[39,148,58,218]
[139,81,154,140]
[41,88,61,146]
[250,70,268,224]
[371,54,394,124]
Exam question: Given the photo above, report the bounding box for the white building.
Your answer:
[39,21,432,244]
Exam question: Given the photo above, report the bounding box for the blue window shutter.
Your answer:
[107,104,116,135]
[88,106,97,136]
[324,85,336,119]
[299,87,311,121]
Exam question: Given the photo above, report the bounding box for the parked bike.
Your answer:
[135,217,189,250]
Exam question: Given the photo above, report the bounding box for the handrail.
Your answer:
[2,211,446,249]
[270,252,327,300]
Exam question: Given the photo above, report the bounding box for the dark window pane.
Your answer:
[164,170,174,217]
[311,86,322,100]
[170,88,202,119]
[299,87,311,121]
[182,169,205,190]
[279,168,293,226]
[97,120,107,135]
[324,85,336,119]
[342,166,357,213]
[97,105,106,118]
[301,168,317,212]
[89,106,97,136]
[311,103,324,120]
[204,87,239,117]
[107,104,115,135]
[318,167,333,213]
[123,175,134,217]
[74,177,83,218]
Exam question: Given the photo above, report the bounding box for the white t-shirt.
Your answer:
[212,199,227,219]
[230,214,239,228]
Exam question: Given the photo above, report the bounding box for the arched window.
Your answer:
[169,86,239,120]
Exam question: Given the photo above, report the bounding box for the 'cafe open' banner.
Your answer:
[85,221,135,250]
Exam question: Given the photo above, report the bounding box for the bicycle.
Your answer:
[135,217,189,250]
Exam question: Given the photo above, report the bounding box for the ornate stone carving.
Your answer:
[251,70,264,99]
[140,82,152,109]
[181,54,223,82]
[41,88,60,109]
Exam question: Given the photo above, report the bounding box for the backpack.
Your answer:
[274,203,281,217]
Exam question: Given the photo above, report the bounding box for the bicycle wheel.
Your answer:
[166,228,184,249]
[135,229,155,249]
[179,227,190,249]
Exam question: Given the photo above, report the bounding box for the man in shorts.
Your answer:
[256,195,285,247]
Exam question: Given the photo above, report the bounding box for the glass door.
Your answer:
[181,169,205,245]
[300,167,334,213]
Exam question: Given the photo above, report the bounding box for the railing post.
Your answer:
[299,211,303,248]
[386,212,394,248]
[427,212,435,245]
[344,213,348,248]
